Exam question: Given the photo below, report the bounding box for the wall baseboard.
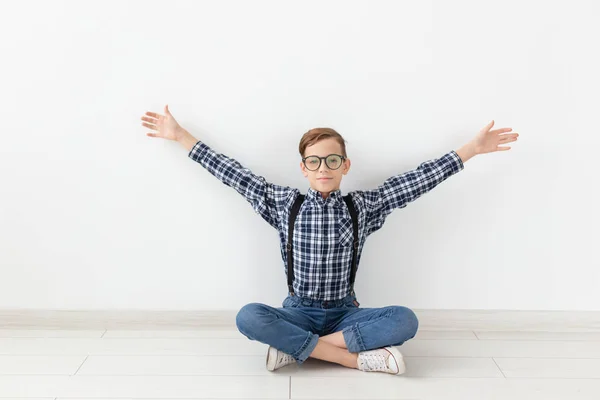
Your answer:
[1,309,599,331]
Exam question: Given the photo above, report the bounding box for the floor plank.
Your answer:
[0,375,289,398]
[290,376,600,399]
[495,357,600,378]
[476,331,600,341]
[0,329,104,338]
[0,355,85,374]
[0,338,265,356]
[400,339,600,358]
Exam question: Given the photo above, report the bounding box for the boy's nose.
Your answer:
[318,162,331,172]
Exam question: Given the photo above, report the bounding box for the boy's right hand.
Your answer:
[141,104,185,141]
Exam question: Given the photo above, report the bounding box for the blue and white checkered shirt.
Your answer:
[189,140,464,300]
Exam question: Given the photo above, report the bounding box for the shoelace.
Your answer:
[359,351,389,371]
[277,352,295,366]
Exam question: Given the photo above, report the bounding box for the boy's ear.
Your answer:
[343,158,351,175]
[300,161,308,177]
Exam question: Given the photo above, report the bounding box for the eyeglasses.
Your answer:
[302,154,346,171]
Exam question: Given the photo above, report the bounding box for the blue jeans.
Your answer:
[235,293,419,365]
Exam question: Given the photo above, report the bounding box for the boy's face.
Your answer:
[300,138,351,197]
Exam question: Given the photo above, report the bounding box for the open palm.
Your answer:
[473,120,519,154]
[140,105,184,141]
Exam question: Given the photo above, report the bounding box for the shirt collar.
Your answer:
[306,187,343,205]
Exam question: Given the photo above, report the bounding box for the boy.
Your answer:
[141,105,519,374]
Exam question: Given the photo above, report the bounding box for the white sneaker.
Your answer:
[357,346,406,375]
[266,345,296,371]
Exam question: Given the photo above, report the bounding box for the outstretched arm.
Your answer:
[185,132,292,231]
[141,105,292,229]
[357,120,519,236]
[361,149,464,219]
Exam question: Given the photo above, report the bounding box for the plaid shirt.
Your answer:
[189,140,464,300]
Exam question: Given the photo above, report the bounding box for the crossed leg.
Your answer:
[311,331,358,368]
[236,302,418,369]
[311,305,419,368]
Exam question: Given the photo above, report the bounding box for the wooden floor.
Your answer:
[1,327,600,399]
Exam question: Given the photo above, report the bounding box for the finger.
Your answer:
[497,146,511,151]
[498,136,518,143]
[498,133,519,139]
[141,116,158,124]
[145,111,162,119]
[491,128,512,134]
[142,122,158,130]
[147,133,158,137]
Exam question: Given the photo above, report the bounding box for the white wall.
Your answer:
[1,0,598,311]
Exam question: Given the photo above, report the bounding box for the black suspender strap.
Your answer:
[287,194,305,296]
[286,193,359,297]
[342,195,359,297]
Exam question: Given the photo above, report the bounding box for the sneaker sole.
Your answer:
[386,346,406,375]
[266,346,278,371]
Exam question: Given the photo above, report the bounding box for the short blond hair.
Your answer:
[298,128,347,158]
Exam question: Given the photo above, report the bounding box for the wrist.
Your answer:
[456,141,478,163]
[175,127,188,142]
[471,141,482,156]
[177,129,199,152]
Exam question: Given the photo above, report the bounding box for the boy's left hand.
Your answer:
[472,120,519,155]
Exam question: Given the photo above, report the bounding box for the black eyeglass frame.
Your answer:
[301,154,347,171]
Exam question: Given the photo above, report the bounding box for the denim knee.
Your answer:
[392,306,419,342]
[235,303,266,338]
